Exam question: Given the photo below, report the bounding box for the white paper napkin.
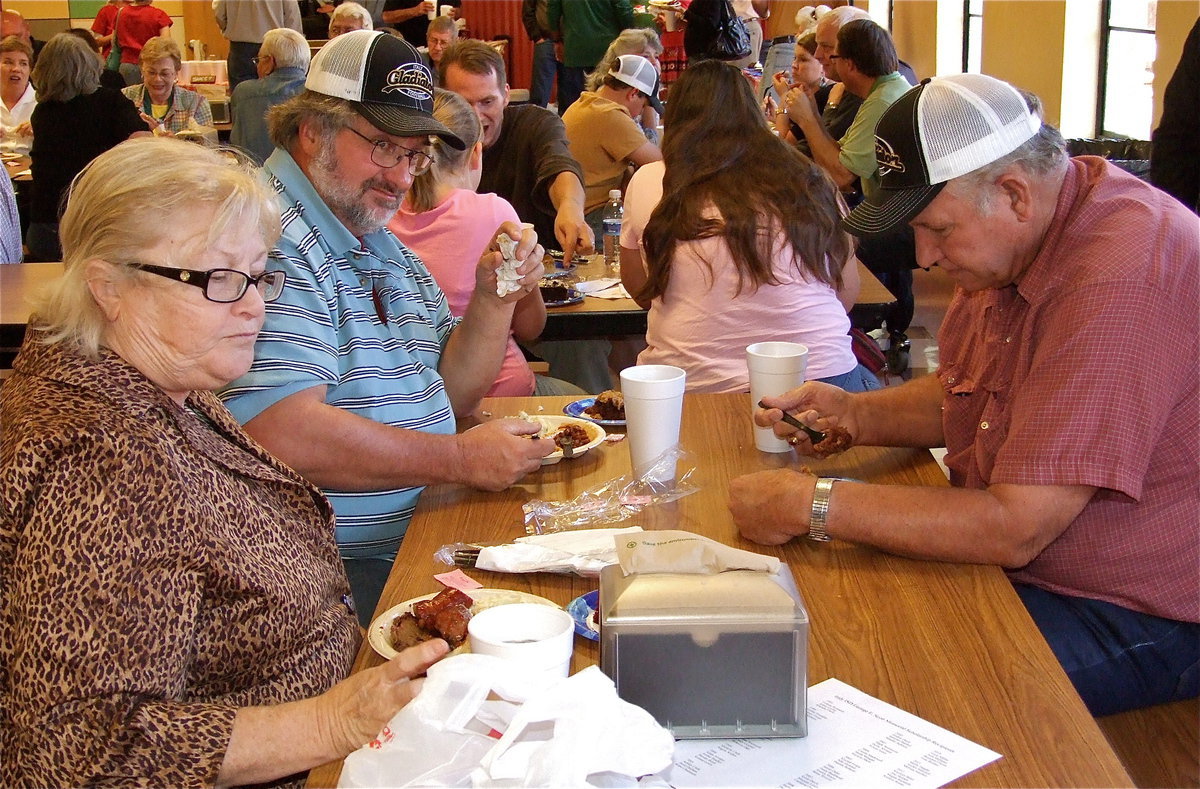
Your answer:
[476,526,644,575]
[575,278,632,299]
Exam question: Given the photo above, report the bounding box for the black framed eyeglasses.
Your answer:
[128,262,287,303]
[345,127,434,175]
[250,55,271,65]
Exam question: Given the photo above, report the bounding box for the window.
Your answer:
[1098,0,1157,138]
[962,0,983,74]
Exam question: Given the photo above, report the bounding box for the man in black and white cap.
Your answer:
[562,53,662,234]
[221,30,554,622]
[731,73,1199,717]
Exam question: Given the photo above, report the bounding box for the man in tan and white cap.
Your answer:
[563,53,662,232]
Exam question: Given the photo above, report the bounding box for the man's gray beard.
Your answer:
[309,143,401,236]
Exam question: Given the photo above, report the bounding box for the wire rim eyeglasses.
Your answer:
[344,127,434,175]
[127,262,287,303]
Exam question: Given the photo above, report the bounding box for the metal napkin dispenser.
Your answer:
[599,563,808,739]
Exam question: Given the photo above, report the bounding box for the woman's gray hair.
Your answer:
[267,90,358,152]
[138,35,182,69]
[30,32,100,102]
[261,27,311,70]
[331,2,373,30]
[946,122,1069,211]
[32,138,282,359]
[587,28,663,91]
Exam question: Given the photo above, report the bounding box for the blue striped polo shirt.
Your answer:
[220,148,458,558]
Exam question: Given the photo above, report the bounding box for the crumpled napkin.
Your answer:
[494,233,522,296]
[574,278,632,299]
[477,526,644,576]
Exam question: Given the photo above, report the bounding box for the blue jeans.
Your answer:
[342,555,394,627]
[529,39,561,108]
[760,39,795,104]
[817,363,882,392]
[1015,583,1200,716]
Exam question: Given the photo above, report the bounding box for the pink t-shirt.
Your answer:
[938,157,1199,623]
[621,161,856,393]
[389,189,536,397]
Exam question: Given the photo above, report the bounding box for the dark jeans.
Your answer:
[342,555,394,627]
[557,65,586,115]
[529,39,561,108]
[226,40,260,92]
[26,222,61,262]
[1015,582,1200,716]
[855,225,916,335]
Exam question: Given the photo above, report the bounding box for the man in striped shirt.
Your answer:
[221,31,553,621]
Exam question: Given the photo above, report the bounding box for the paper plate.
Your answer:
[522,415,606,465]
[368,588,559,660]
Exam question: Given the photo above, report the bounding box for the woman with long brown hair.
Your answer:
[619,59,878,393]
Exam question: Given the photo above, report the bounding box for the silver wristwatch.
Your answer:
[808,477,850,542]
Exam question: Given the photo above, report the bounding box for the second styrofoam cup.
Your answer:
[619,364,686,482]
[467,604,574,678]
[747,342,808,452]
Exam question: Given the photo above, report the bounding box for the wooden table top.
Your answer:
[305,393,1131,788]
[3,154,31,182]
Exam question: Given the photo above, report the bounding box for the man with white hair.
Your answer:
[328,2,373,37]
[213,0,302,90]
[230,27,310,164]
[732,73,1199,717]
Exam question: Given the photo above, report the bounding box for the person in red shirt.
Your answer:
[730,74,1199,717]
[112,0,171,86]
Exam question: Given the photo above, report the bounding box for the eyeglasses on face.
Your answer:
[344,127,434,175]
[251,55,272,65]
[128,262,287,303]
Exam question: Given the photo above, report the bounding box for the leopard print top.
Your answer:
[0,333,361,787]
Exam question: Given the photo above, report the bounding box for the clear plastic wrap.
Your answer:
[523,446,699,535]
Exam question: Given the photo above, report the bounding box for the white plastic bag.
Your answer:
[339,654,675,788]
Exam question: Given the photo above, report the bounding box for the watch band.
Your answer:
[808,477,851,542]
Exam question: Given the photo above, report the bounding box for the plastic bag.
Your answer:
[339,655,675,788]
[524,446,699,535]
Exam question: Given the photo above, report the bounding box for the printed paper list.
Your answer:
[666,678,1000,788]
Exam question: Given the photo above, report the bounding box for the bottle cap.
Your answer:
[609,189,621,199]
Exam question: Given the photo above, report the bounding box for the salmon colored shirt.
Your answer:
[389,189,536,397]
[938,156,1199,623]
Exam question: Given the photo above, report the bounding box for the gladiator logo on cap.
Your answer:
[383,62,433,101]
[876,136,906,176]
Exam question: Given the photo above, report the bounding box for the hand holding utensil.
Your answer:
[757,399,825,445]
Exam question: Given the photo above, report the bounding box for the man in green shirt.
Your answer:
[546,0,634,115]
[782,18,917,370]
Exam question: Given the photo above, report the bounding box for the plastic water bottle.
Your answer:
[602,189,623,275]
